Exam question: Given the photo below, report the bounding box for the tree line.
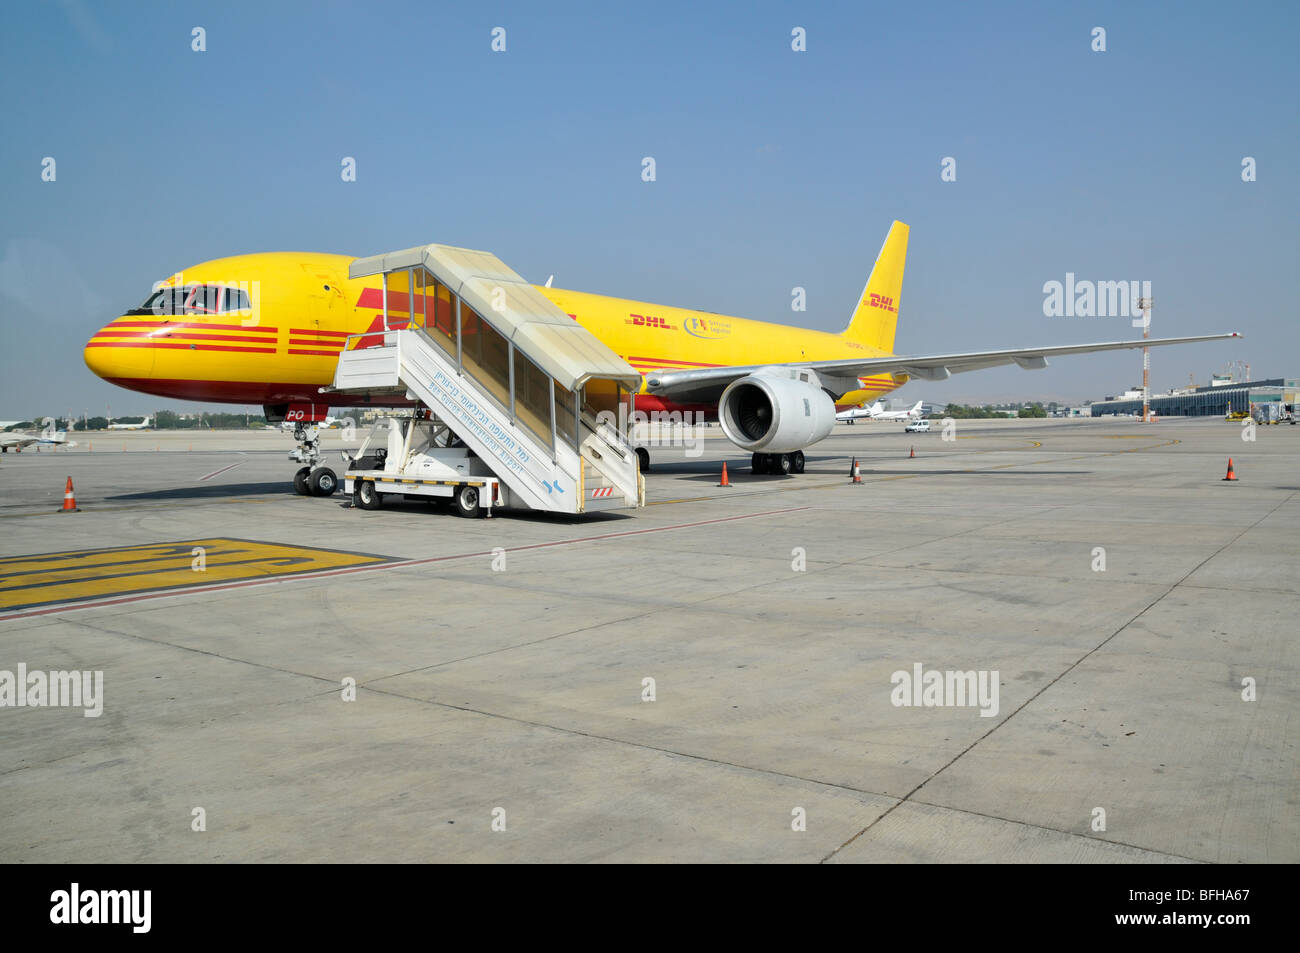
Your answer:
[943,402,1050,419]
[4,411,267,431]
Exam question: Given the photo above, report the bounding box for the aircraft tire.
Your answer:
[791,450,805,473]
[635,447,650,472]
[310,467,338,496]
[293,466,312,495]
[775,453,793,475]
[751,452,767,475]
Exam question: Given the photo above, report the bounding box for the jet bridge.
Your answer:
[329,243,645,515]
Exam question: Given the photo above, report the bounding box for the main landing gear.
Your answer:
[751,450,805,475]
[288,422,338,496]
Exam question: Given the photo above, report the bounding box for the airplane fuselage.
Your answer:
[84,252,900,413]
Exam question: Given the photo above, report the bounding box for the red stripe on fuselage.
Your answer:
[627,356,722,368]
[94,330,278,344]
[105,320,279,332]
[85,342,277,354]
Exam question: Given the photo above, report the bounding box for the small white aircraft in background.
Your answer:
[836,403,877,424]
[870,399,926,421]
[108,415,153,430]
[0,430,77,452]
[836,399,926,424]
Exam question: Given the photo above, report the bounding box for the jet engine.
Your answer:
[718,370,836,453]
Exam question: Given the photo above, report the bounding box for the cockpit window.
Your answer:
[224,287,252,313]
[132,284,252,317]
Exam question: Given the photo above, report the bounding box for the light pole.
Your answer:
[1137,296,1153,422]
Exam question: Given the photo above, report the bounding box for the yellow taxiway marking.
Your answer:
[0,538,392,612]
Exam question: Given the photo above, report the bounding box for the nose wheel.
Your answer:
[310,467,338,496]
[293,465,338,496]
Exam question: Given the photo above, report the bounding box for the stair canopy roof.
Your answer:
[349,243,641,392]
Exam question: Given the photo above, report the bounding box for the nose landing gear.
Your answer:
[288,421,338,495]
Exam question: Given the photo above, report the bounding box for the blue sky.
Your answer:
[2,0,1296,418]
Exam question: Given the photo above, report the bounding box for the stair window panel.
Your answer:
[382,271,413,331]
[458,306,512,410]
[413,270,454,357]
[554,380,577,449]
[582,378,622,428]
[513,349,553,450]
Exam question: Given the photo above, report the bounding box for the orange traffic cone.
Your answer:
[909,446,915,458]
[1222,458,1238,481]
[59,476,79,512]
[851,460,863,484]
[718,462,731,487]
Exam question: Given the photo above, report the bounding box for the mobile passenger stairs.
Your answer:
[326,243,645,518]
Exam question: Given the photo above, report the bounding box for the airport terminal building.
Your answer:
[1088,378,1298,418]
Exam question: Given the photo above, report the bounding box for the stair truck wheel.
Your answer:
[635,447,651,472]
[357,480,382,510]
[293,466,312,495]
[454,484,482,518]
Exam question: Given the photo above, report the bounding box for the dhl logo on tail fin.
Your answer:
[842,220,908,354]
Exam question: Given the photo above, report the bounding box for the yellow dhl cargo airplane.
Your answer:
[84,221,1237,489]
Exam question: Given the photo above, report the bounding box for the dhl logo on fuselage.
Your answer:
[626,313,674,330]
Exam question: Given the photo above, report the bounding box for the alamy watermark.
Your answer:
[595,406,707,457]
[1043,274,1151,325]
[890,663,999,718]
[1,664,103,717]
[50,884,149,933]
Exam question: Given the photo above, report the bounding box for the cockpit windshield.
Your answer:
[131,284,252,317]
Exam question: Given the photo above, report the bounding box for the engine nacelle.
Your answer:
[718,370,836,453]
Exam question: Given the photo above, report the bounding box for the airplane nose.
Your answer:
[84,317,156,383]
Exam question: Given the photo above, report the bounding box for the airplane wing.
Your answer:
[643,332,1240,402]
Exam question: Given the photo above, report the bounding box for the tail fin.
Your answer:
[842,220,909,354]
